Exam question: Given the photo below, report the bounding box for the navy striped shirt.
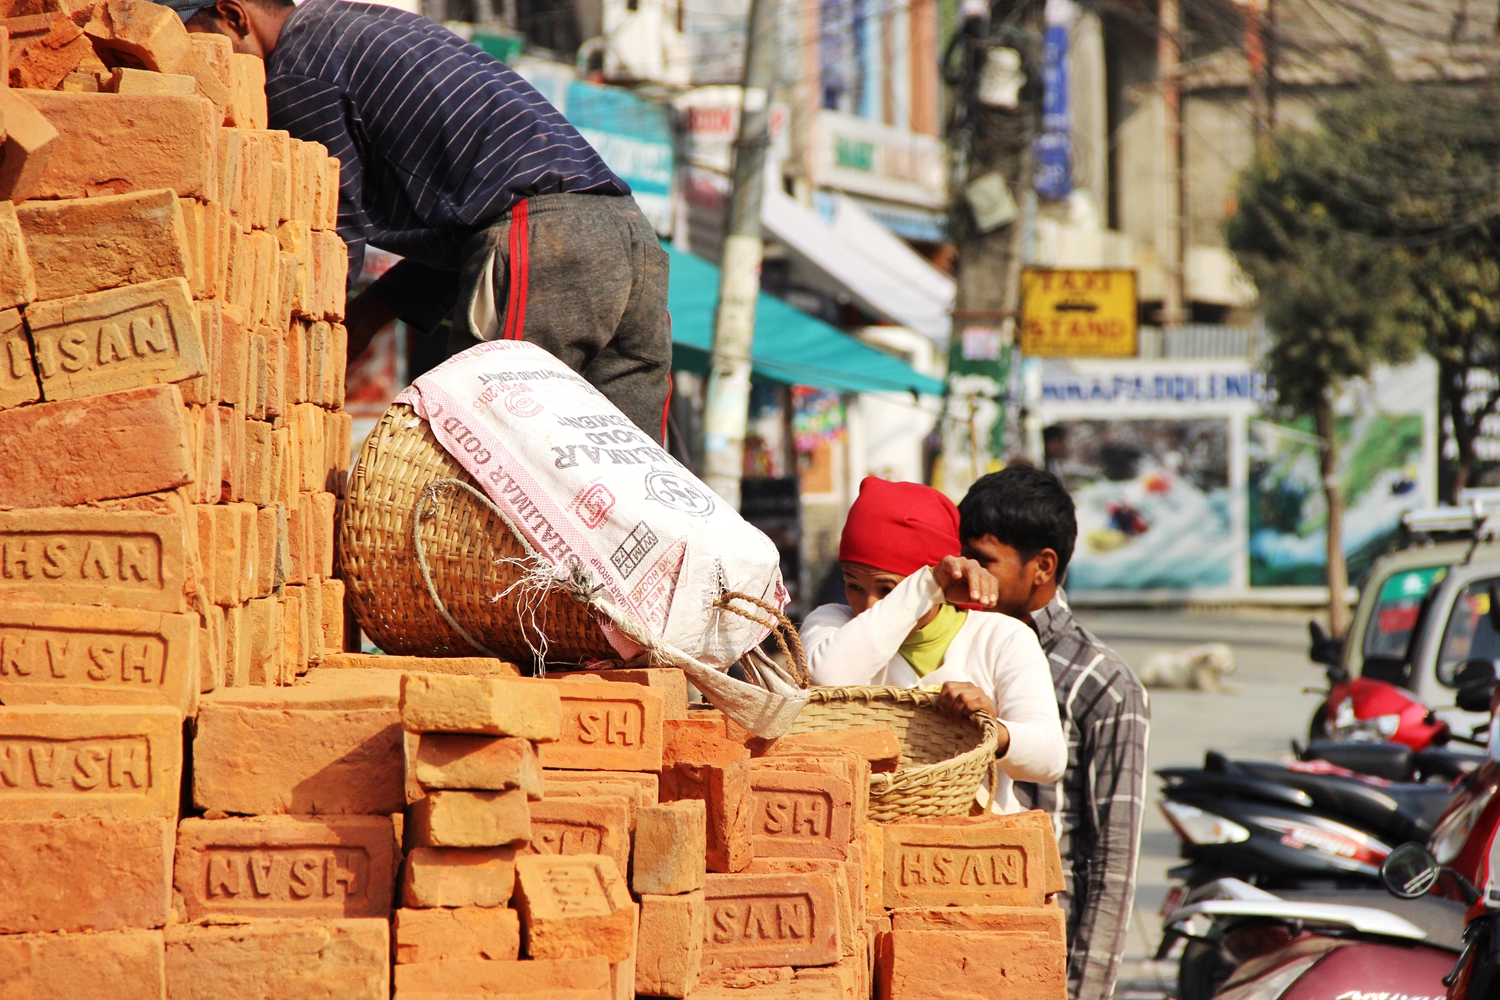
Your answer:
[266,0,629,279]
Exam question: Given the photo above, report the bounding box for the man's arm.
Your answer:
[1070,665,1150,1000]
[804,569,942,686]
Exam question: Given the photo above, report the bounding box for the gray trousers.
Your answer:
[450,193,673,441]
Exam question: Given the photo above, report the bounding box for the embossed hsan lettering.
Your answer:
[575,705,640,746]
[709,898,812,945]
[32,304,181,380]
[759,793,830,838]
[0,738,152,792]
[197,848,371,904]
[0,534,162,586]
[896,847,1025,888]
[0,629,167,687]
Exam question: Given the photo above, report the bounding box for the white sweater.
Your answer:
[802,568,1067,812]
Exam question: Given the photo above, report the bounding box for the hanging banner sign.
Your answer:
[1020,268,1138,357]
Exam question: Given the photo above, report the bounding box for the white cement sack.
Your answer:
[395,340,787,672]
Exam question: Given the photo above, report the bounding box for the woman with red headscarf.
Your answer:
[803,477,1065,813]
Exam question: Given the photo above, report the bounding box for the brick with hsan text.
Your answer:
[174,813,395,920]
[0,815,172,933]
[393,905,521,964]
[881,820,1046,909]
[0,308,40,409]
[0,385,194,508]
[539,678,664,771]
[192,698,404,816]
[164,917,390,1000]
[0,704,181,820]
[515,854,636,964]
[0,600,199,714]
[519,795,632,876]
[401,845,517,908]
[702,871,841,969]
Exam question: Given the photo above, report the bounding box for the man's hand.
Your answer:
[344,288,399,364]
[933,555,999,608]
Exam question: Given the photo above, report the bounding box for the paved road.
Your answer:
[1072,606,1327,999]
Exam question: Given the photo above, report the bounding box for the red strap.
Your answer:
[503,198,530,340]
[660,371,673,446]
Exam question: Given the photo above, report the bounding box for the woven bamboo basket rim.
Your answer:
[786,685,999,818]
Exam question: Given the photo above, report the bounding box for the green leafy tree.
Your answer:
[1227,132,1420,637]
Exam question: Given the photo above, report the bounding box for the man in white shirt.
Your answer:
[802,476,1066,811]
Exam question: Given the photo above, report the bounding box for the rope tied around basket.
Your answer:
[715,590,810,688]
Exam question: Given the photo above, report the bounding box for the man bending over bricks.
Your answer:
[165,0,673,439]
[958,465,1150,1000]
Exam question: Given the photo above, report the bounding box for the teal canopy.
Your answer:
[664,242,946,396]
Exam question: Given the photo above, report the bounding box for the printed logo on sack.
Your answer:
[611,521,660,577]
[570,482,617,529]
[644,470,715,517]
[503,384,543,418]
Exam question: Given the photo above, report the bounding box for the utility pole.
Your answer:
[701,0,778,509]
[1158,0,1185,327]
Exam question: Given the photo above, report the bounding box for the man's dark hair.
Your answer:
[186,0,293,28]
[958,465,1077,574]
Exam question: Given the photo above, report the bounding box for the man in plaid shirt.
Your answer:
[959,466,1150,1000]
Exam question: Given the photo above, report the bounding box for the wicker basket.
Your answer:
[339,403,618,661]
[786,686,1000,821]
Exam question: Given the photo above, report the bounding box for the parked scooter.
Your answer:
[1376,665,1500,998]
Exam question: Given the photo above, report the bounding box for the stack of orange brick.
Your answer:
[393,670,636,1000]
[0,0,352,709]
[0,2,356,995]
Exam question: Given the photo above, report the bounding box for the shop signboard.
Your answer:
[565,80,675,235]
[811,109,946,209]
[1020,268,1137,357]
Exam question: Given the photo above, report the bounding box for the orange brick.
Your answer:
[321,653,517,677]
[17,189,190,302]
[0,86,59,204]
[243,420,274,505]
[394,905,520,964]
[274,251,296,330]
[208,504,241,607]
[280,584,306,679]
[880,908,1065,1000]
[778,725,900,773]
[400,673,563,740]
[228,51,267,129]
[250,331,269,419]
[748,765,856,861]
[0,816,172,932]
[0,928,165,1000]
[222,601,248,686]
[0,201,35,311]
[193,698,403,815]
[0,705,181,820]
[863,825,883,915]
[174,814,395,920]
[198,599,224,693]
[521,795,632,875]
[756,750,869,832]
[322,156,340,230]
[219,303,252,407]
[543,770,659,809]
[515,854,636,963]
[189,31,232,94]
[401,845,516,908]
[8,12,90,91]
[661,757,751,874]
[245,593,281,685]
[177,196,206,296]
[0,308,38,409]
[309,489,336,577]
[412,733,541,795]
[329,322,348,408]
[541,678,664,771]
[881,819,1046,909]
[319,576,345,654]
[703,871,841,968]
[745,858,857,959]
[303,573,325,666]
[19,91,215,201]
[408,788,530,848]
[254,503,282,597]
[164,917,388,1000]
[636,890,704,998]
[556,666,688,719]
[392,956,609,996]
[219,407,246,502]
[26,279,205,405]
[633,800,707,895]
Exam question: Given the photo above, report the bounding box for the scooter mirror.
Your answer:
[1456,681,1497,713]
[1380,842,1442,899]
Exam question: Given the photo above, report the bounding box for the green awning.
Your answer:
[665,242,946,396]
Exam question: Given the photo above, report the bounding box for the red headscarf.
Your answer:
[838,476,960,577]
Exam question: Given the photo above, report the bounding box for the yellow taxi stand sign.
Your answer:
[1019,268,1138,357]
